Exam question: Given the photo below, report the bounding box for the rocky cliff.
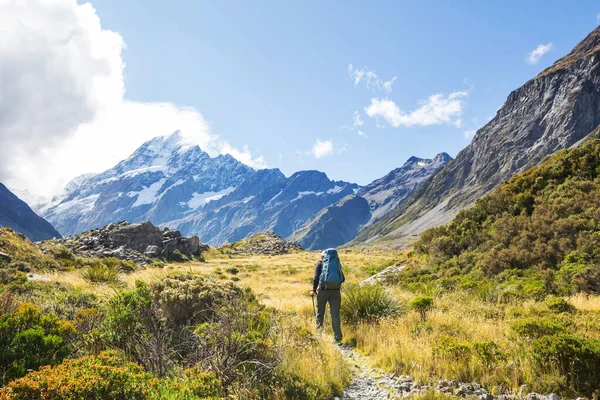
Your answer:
[353,26,600,248]
[0,183,60,242]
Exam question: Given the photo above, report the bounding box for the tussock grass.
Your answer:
[341,284,402,323]
[80,264,121,285]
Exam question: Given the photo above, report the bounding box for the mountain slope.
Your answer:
[172,169,358,246]
[289,153,451,250]
[411,131,600,296]
[289,195,371,250]
[0,183,60,241]
[353,26,600,248]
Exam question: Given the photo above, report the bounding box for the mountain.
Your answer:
[352,26,600,248]
[0,183,60,242]
[289,153,451,249]
[41,131,358,246]
[172,169,358,245]
[289,195,371,250]
[412,131,600,296]
[41,131,254,236]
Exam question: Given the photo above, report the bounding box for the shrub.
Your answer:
[544,295,576,314]
[434,336,471,360]
[341,284,401,323]
[0,303,76,385]
[225,267,239,275]
[410,296,434,321]
[511,317,566,340]
[531,334,600,393]
[0,351,221,399]
[81,263,121,284]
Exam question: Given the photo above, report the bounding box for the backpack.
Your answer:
[320,248,345,290]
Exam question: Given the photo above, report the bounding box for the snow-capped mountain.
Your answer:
[41,131,358,246]
[174,169,358,245]
[41,131,253,236]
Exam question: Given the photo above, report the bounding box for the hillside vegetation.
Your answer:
[345,136,600,398]
[411,136,600,299]
[0,228,396,398]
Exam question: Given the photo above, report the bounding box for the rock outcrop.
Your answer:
[219,232,303,256]
[0,183,61,242]
[353,26,600,248]
[44,221,207,264]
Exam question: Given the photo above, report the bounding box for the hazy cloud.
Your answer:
[525,42,554,64]
[0,0,264,197]
[365,91,467,128]
[347,64,396,92]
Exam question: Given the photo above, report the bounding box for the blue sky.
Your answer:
[2,1,599,197]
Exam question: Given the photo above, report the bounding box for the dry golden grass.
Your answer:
[346,289,600,395]
[40,249,397,311]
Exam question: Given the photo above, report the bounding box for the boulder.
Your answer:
[144,245,161,258]
[107,221,164,253]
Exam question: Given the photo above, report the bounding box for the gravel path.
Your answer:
[337,345,404,399]
[335,345,564,400]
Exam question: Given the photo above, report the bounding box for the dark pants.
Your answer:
[316,289,342,342]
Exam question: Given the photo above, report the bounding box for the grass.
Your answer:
[80,264,121,285]
[344,288,600,396]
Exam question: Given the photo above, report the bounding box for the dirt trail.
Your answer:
[337,345,406,400]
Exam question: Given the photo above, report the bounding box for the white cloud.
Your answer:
[365,91,467,128]
[219,142,267,169]
[311,139,334,159]
[357,130,368,138]
[347,64,396,92]
[525,42,554,65]
[0,0,264,198]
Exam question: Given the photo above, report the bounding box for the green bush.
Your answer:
[531,334,600,393]
[0,303,76,385]
[511,317,566,340]
[434,336,471,360]
[225,267,239,275]
[101,275,281,393]
[341,284,401,323]
[544,295,576,314]
[81,264,121,284]
[410,296,434,321]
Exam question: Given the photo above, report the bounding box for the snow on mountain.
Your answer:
[40,131,359,247]
[41,131,254,235]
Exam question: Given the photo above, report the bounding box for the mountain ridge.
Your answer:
[0,183,61,242]
[351,25,600,248]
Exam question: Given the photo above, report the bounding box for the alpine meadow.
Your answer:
[1,2,600,400]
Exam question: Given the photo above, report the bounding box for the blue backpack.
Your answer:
[320,248,345,290]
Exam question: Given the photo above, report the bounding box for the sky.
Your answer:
[1,0,599,199]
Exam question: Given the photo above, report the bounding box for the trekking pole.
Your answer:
[311,294,316,318]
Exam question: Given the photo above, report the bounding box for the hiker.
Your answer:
[310,248,345,342]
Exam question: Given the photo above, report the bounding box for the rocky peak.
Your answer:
[539,25,600,77]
